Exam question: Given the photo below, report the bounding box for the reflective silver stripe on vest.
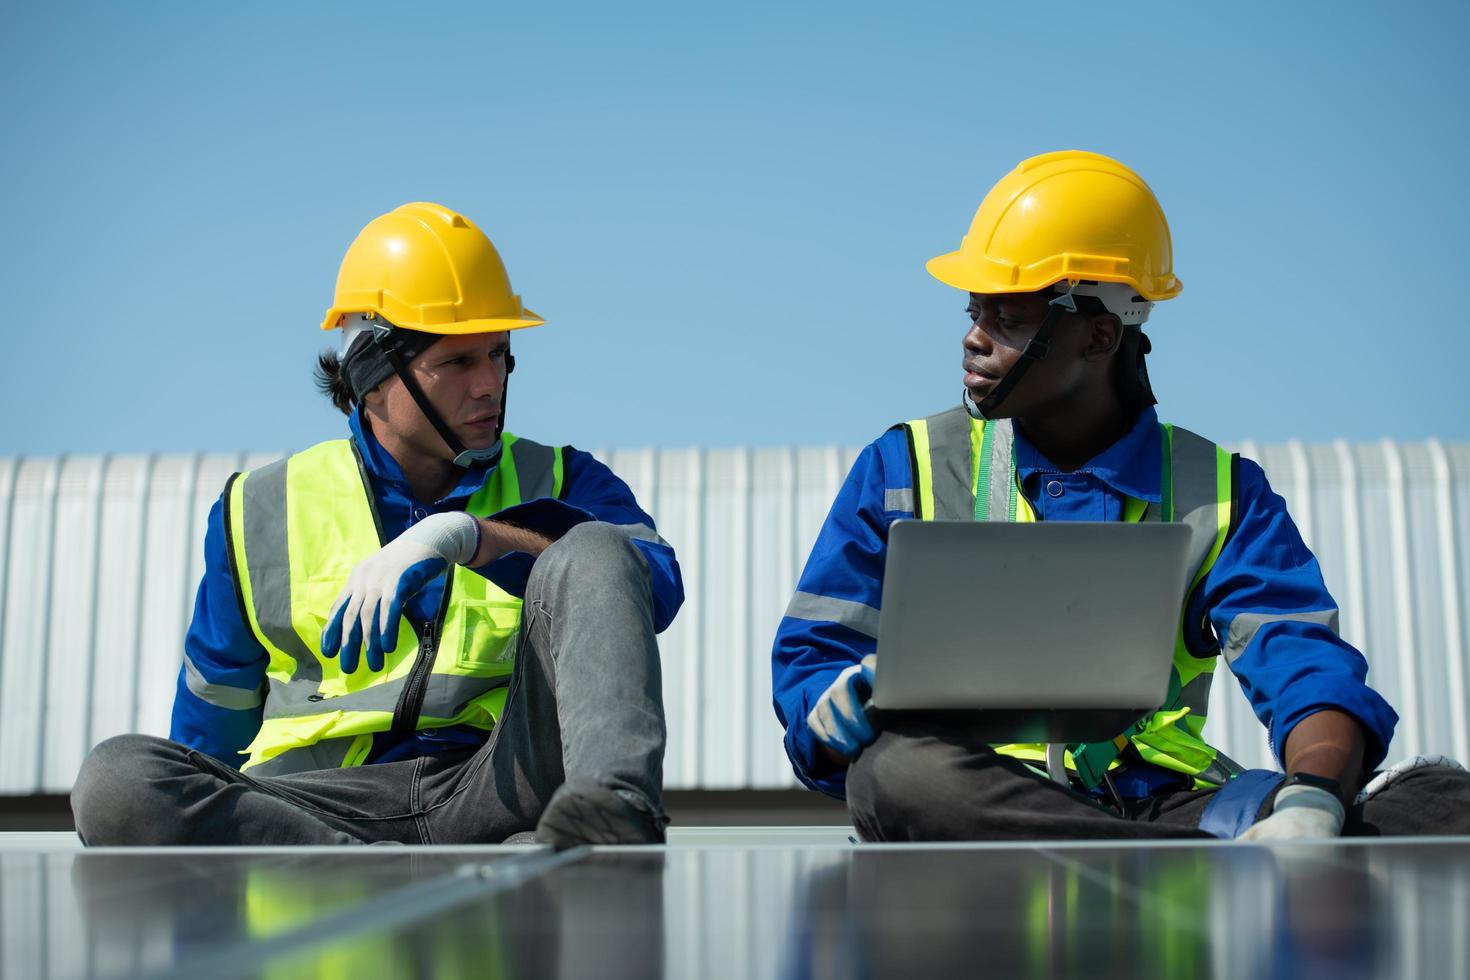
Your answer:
[984,419,1016,523]
[183,653,265,711]
[419,672,511,718]
[267,675,404,717]
[1222,608,1340,664]
[784,590,881,639]
[239,458,322,687]
[884,488,915,513]
[266,671,505,720]
[511,437,557,501]
[248,737,356,777]
[926,407,977,521]
[1167,427,1224,586]
[1179,672,1213,717]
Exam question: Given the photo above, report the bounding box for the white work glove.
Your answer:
[1239,784,1346,841]
[807,655,879,761]
[320,512,479,673]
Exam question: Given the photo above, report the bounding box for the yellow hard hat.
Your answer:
[320,202,543,334]
[926,150,1182,301]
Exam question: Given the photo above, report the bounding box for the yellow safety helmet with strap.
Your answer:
[319,202,542,468]
[926,150,1182,301]
[320,201,543,335]
[927,151,1178,420]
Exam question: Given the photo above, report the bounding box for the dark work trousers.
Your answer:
[71,522,668,846]
[847,718,1470,842]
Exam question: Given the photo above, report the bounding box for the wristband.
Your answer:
[1280,771,1343,801]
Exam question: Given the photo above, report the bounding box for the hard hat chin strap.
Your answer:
[963,293,1070,421]
[372,322,512,471]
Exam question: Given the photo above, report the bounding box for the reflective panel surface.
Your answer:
[3,836,1467,979]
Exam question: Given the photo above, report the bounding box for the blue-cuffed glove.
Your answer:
[1239,784,1345,841]
[320,512,480,673]
[806,655,879,761]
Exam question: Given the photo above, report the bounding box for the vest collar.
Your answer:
[1011,406,1163,504]
[348,406,494,508]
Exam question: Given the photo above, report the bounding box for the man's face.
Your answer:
[372,331,512,460]
[962,290,1100,418]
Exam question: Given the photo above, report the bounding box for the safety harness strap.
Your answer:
[1198,769,1285,839]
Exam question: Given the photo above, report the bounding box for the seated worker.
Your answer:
[772,151,1470,841]
[73,202,682,847]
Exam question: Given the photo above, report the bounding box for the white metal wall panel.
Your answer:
[747,449,804,786]
[0,459,14,785]
[87,456,153,753]
[1,458,60,792]
[697,449,745,787]
[1445,443,1470,765]
[1,441,1467,794]
[653,449,702,789]
[42,456,106,790]
[132,456,199,744]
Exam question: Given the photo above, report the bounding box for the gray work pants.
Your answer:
[848,718,1470,841]
[71,522,667,846]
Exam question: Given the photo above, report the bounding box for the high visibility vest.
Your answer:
[223,432,564,775]
[902,407,1241,789]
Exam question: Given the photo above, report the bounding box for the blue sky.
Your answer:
[3,1,1467,456]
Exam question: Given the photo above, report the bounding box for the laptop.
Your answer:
[871,520,1193,743]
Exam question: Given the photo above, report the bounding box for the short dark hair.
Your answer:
[314,350,356,416]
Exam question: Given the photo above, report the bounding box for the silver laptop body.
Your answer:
[872,520,1194,742]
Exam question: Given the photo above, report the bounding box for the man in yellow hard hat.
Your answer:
[72,202,683,847]
[772,151,1470,840]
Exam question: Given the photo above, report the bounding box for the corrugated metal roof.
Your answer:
[1,441,1466,794]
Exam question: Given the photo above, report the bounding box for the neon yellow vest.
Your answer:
[223,432,563,775]
[902,407,1239,788]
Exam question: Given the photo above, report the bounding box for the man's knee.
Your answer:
[847,730,951,841]
[530,522,648,595]
[72,734,187,846]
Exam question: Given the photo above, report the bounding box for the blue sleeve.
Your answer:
[1191,458,1398,770]
[168,495,269,768]
[471,448,685,634]
[772,433,909,798]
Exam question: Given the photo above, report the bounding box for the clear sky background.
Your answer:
[2,1,1467,457]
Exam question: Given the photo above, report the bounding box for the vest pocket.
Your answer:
[453,597,523,673]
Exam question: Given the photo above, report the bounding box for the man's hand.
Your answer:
[320,512,479,673]
[1239,784,1346,841]
[807,655,879,762]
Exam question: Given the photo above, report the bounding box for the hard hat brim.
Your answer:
[925,249,1181,301]
[319,308,545,333]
